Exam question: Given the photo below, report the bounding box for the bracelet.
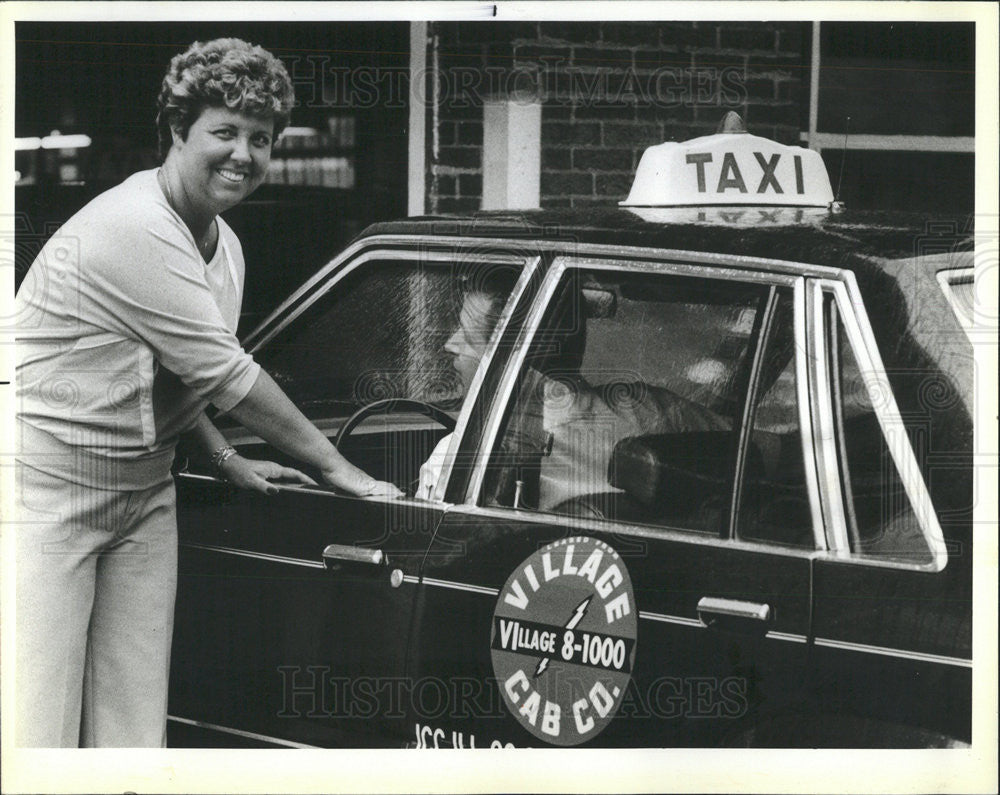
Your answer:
[210,445,239,477]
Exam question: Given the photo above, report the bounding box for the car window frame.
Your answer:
[235,241,541,504]
[458,252,827,557]
[731,283,821,548]
[935,265,977,341]
[805,276,948,572]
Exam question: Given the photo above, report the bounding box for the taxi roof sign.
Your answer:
[621,115,834,208]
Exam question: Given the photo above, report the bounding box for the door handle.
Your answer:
[322,544,407,588]
[697,596,773,632]
[322,543,386,568]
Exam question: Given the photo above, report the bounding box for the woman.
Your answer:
[14,38,401,748]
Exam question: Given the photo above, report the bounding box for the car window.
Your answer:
[481,268,779,537]
[735,289,814,548]
[826,296,934,564]
[251,259,518,422]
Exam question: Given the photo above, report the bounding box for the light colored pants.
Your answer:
[14,462,178,747]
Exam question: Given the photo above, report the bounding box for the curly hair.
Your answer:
[156,38,294,159]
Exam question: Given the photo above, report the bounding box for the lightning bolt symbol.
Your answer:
[534,595,592,678]
[567,595,592,628]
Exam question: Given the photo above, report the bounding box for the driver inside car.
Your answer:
[416,286,502,500]
[495,282,729,515]
[415,277,592,503]
[417,277,728,509]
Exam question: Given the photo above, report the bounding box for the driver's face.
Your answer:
[444,292,496,394]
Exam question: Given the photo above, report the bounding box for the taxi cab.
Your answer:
[168,115,974,749]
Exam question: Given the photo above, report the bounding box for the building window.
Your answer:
[266,116,356,189]
[806,22,974,212]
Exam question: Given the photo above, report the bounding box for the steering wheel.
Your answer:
[550,494,608,520]
[334,398,457,449]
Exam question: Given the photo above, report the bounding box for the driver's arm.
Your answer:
[416,432,453,500]
[224,369,402,497]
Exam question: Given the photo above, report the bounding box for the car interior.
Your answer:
[483,271,816,548]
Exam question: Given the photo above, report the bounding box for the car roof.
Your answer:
[361,207,974,269]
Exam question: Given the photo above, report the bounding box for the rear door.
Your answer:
[407,255,824,748]
[170,245,533,747]
[804,278,972,745]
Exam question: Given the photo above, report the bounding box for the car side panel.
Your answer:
[808,556,972,744]
[171,472,445,747]
[406,510,812,748]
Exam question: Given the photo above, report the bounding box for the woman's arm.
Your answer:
[225,369,402,497]
[191,412,316,495]
[191,410,233,457]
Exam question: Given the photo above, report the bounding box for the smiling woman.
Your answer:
[13,37,401,750]
[160,106,275,261]
[156,39,289,260]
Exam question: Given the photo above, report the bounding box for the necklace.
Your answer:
[160,167,216,260]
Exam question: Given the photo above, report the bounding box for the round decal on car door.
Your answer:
[490,535,637,746]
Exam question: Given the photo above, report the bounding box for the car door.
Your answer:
[406,255,824,748]
[804,278,972,746]
[169,244,535,747]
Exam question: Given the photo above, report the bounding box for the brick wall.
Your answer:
[428,21,808,212]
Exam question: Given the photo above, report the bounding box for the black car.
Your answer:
[168,125,974,749]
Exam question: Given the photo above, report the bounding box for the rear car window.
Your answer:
[827,296,935,565]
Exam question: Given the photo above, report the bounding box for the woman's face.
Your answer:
[445,292,497,394]
[170,105,273,215]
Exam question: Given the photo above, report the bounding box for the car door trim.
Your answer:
[179,542,327,570]
[811,638,972,668]
[807,281,852,556]
[637,610,708,629]
[410,576,805,640]
[766,630,809,644]
[180,542,433,584]
[412,575,966,664]
[176,470,445,510]
[640,617,809,646]
[418,575,500,596]
[796,278,828,549]
[640,610,808,643]
[166,715,322,749]
[462,256,564,505]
